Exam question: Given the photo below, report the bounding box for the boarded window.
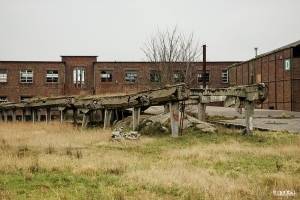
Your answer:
[20,70,33,83]
[46,70,59,83]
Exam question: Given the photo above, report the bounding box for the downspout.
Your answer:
[63,62,66,95]
[275,52,277,110]
[93,62,96,95]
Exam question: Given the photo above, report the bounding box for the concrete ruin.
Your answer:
[0,83,268,136]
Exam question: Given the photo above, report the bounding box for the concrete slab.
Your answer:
[145,105,300,133]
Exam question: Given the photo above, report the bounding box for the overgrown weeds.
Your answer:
[0,120,299,199]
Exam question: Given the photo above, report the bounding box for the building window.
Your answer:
[0,70,7,82]
[0,97,7,103]
[20,96,32,103]
[101,70,113,82]
[222,70,228,83]
[46,70,59,83]
[73,67,86,88]
[125,70,137,83]
[174,70,185,83]
[20,70,33,83]
[150,70,161,82]
[198,70,210,82]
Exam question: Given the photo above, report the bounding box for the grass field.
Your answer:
[0,119,299,199]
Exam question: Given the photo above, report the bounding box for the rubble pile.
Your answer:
[111,127,141,140]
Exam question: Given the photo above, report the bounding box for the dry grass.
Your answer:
[0,121,299,199]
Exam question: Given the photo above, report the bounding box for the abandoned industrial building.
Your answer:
[0,39,299,113]
[0,56,237,103]
[229,39,300,111]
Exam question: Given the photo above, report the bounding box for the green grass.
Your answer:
[0,120,299,199]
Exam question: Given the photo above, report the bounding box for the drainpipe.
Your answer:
[203,45,206,88]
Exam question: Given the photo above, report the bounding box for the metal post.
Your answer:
[203,45,206,88]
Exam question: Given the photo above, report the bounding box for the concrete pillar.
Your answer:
[58,107,67,123]
[132,107,141,131]
[37,109,41,122]
[245,101,254,134]
[3,110,8,122]
[22,109,26,121]
[104,109,113,130]
[198,102,206,121]
[169,102,180,137]
[82,113,91,128]
[72,108,78,125]
[46,108,51,122]
[32,109,36,123]
[12,109,16,122]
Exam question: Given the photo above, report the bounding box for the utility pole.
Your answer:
[203,45,206,88]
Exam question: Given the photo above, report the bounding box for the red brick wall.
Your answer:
[0,61,65,102]
[0,58,237,103]
[61,56,97,96]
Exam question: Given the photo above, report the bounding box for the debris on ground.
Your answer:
[111,127,141,140]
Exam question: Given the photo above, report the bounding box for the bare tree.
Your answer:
[141,26,202,89]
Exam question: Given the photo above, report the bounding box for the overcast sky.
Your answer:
[0,0,299,62]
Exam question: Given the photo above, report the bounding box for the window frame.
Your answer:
[197,70,210,83]
[0,70,7,83]
[46,70,59,83]
[20,70,33,83]
[73,66,86,88]
[150,70,161,83]
[174,70,186,83]
[222,70,228,83]
[125,70,138,83]
[0,96,7,103]
[100,70,113,82]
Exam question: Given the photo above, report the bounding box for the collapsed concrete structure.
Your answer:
[0,83,268,136]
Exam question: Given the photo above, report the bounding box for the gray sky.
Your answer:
[0,0,299,62]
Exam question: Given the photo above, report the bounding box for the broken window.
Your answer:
[46,70,59,83]
[150,70,161,82]
[125,70,137,83]
[0,70,7,82]
[198,70,210,82]
[73,67,86,88]
[20,96,32,103]
[174,70,185,83]
[20,70,33,83]
[101,70,113,82]
[0,97,7,103]
[222,70,228,83]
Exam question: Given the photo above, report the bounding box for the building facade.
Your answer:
[229,40,300,111]
[0,56,238,103]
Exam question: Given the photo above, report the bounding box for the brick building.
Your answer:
[229,40,300,111]
[0,56,238,103]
